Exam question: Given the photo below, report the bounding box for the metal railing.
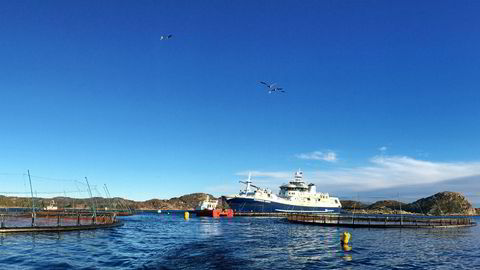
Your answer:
[0,211,122,233]
[287,213,476,228]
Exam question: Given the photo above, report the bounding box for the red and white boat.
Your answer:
[194,196,233,218]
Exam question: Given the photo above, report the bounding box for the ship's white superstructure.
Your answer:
[225,170,342,213]
[195,195,218,211]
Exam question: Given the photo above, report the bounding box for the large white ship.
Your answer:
[225,170,342,213]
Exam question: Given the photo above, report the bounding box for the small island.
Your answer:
[341,191,478,216]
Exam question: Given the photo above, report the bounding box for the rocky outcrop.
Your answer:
[349,209,415,215]
[0,193,217,211]
[342,192,475,215]
[135,193,216,210]
[368,200,408,210]
[404,191,475,215]
[343,200,416,215]
[2,191,475,214]
[340,200,369,210]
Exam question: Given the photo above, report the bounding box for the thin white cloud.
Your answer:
[312,156,480,192]
[229,156,480,197]
[379,146,387,152]
[295,150,337,162]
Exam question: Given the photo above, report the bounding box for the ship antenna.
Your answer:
[246,172,252,192]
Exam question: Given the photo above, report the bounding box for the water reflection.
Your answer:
[342,253,353,261]
[197,218,222,237]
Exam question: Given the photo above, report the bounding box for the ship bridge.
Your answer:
[279,170,319,197]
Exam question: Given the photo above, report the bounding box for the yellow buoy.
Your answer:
[184,211,189,220]
[341,231,352,251]
[340,231,351,244]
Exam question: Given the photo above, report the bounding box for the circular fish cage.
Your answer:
[286,213,477,228]
[0,212,123,233]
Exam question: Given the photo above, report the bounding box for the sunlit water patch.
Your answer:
[0,213,478,269]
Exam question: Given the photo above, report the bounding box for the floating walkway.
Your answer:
[287,213,477,228]
[0,212,123,233]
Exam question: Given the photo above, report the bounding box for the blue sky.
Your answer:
[1,1,479,205]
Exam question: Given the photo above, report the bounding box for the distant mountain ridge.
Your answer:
[341,191,477,215]
[1,191,477,215]
[348,175,480,207]
[0,193,221,211]
[138,193,221,210]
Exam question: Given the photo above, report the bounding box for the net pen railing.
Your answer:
[0,212,118,228]
[287,213,476,228]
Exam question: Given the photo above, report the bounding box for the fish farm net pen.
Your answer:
[286,213,476,229]
[0,212,123,233]
[0,171,127,233]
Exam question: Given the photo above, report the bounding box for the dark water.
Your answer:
[0,213,479,269]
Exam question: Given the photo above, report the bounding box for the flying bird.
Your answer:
[259,81,286,94]
[273,87,285,93]
[260,81,276,88]
[160,34,173,40]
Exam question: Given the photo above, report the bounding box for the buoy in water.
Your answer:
[340,231,352,251]
[184,211,189,220]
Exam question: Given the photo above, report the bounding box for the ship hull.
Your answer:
[226,197,341,213]
[195,209,234,217]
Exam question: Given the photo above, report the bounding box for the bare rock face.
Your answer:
[137,193,233,210]
[405,191,474,215]
[344,200,416,215]
[340,200,369,210]
[367,200,408,211]
[140,193,214,210]
[342,192,475,216]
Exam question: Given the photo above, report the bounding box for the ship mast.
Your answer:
[239,172,253,193]
[85,177,97,219]
[27,170,36,226]
[246,172,252,192]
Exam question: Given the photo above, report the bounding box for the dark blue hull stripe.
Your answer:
[226,197,341,213]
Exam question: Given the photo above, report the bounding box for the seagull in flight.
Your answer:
[259,81,286,94]
[160,34,173,40]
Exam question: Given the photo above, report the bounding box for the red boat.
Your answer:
[195,209,234,217]
[194,196,234,217]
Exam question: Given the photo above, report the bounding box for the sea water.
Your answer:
[0,213,478,269]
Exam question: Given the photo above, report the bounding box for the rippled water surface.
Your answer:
[1,213,478,269]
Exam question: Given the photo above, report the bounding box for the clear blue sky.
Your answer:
[1,0,479,203]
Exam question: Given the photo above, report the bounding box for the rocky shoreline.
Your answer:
[1,191,478,216]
